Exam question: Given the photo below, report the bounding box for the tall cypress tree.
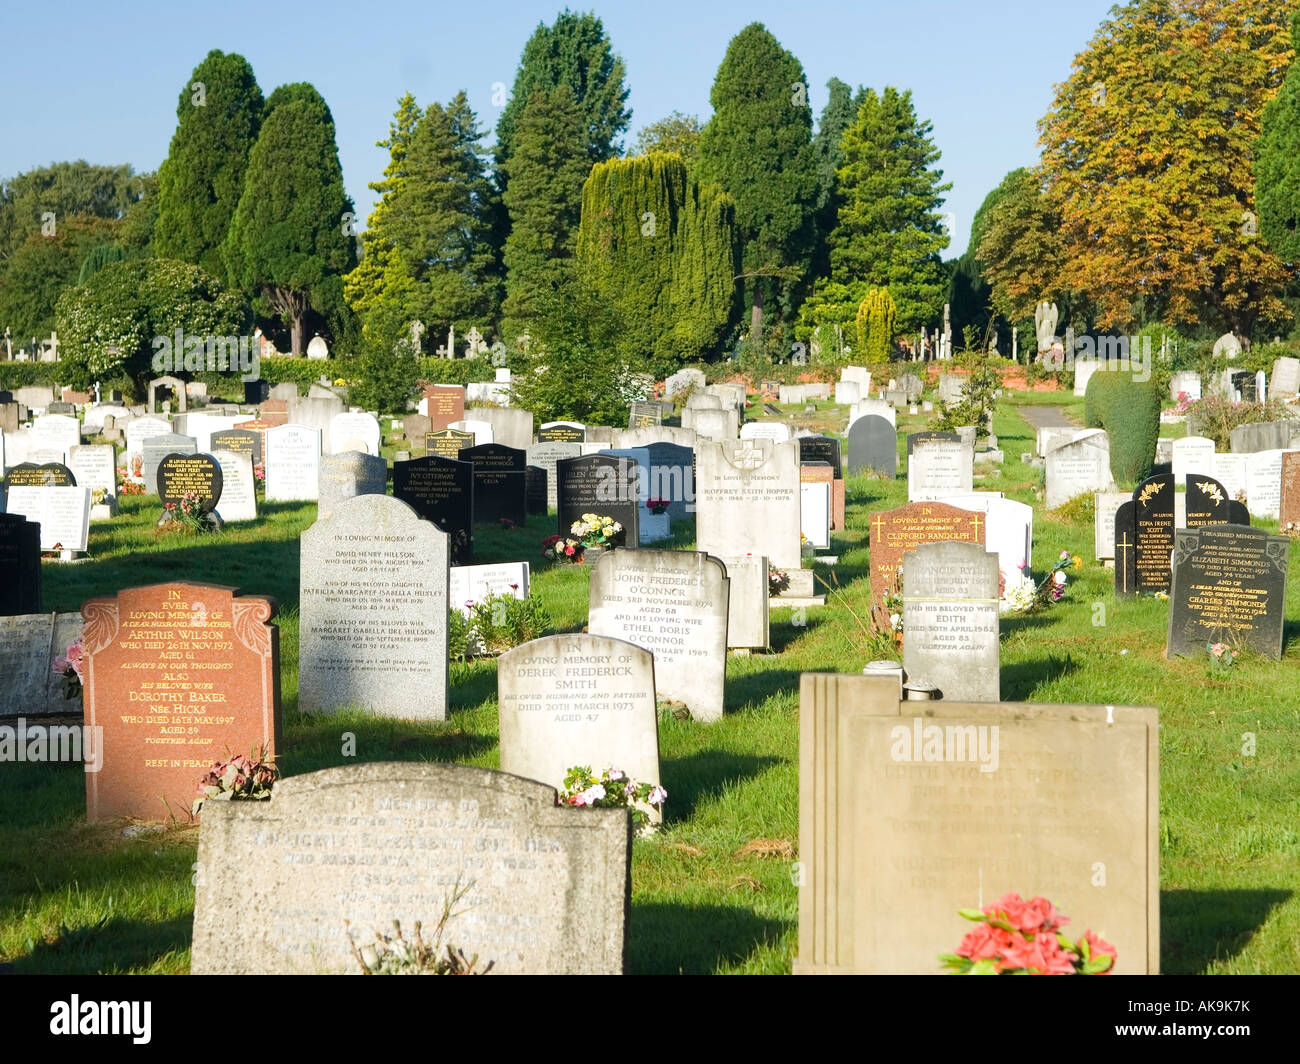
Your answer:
[577,152,737,373]
[221,94,355,356]
[829,87,951,333]
[695,23,818,338]
[500,85,591,340]
[154,50,263,278]
[810,77,861,281]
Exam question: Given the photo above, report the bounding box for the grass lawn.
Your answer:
[2,394,1298,975]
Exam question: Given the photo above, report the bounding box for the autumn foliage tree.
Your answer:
[1039,0,1294,346]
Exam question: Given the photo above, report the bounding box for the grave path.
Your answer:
[1016,404,1078,431]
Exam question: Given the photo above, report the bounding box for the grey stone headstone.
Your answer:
[142,434,197,494]
[1270,357,1300,397]
[588,549,729,722]
[468,406,534,450]
[694,439,801,569]
[0,611,83,716]
[907,439,973,502]
[718,553,769,650]
[192,762,630,974]
[300,494,448,718]
[526,442,583,510]
[1045,432,1113,509]
[317,450,387,519]
[1229,421,1297,453]
[902,541,1000,702]
[264,424,321,502]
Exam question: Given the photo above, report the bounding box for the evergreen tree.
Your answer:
[0,216,120,340]
[500,85,591,340]
[810,77,861,280]
[221,94,355,356]
[577,152,737,373]
[0,161,147,265]
[695,23,819,338]
[828,87,951,333]
[77,243,126,284]
[1257,8,1300,262]
[154,50,263,277]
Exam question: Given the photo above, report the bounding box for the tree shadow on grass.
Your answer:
[627,902,789,974]
[660,750,782,822]
[724,668,804,711]
[1161,888,1291,974]
[999,654,1081,700]
[10,913,193,975]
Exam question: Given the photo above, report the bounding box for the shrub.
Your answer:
[936,350,1001,432]
[1084,370,1161,485]
[1185,395,1295,450]
[855,287,897,364]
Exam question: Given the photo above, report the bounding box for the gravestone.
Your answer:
[211,428,261,466]
[1170,437,1215,483]
[1211,453,1249,504]
[318,450,387,520]
[869,502,986,612]
[538,421,586,443]
[142,434,197,494]
[794,673,1159,974]
[628,401,662,428]
[258,398,290,426]
[5,486,91,552]
[1229,421,1296,453]
[902,542,1000,701]
[426,427,475,459]
[1045,432,1113,509]
[4,461,76,490]
[851,398,896,426]
[498,634,660,825]
[798,436,844,528]
[301,495,449,719]
[800,464,832,549]
[718,554,769,650]
[125,416,171,469]
[848,415,897,478]
[665,367,706,397]
[82,582,281,821]
[181,413,243,453]
[526,442,583,510]
[1113,501,1137,594]
[449,419,494,446]
[30,413,81,463]
[158,453,223,513]
[834,379,861,405]
[908,438,973,502]
[739,422,792,443]
[264,424,321,502]
[0,612,84,716]
[328,412,381,457]
[555,454,640,545]
[449,561,529,614]
[1244,449,1289,519]
[212,451,257,523]
[392,454,474,563]
[1168,525,1288,660]
[588,550,729,723]
[0,514,42,615]
[402,414,433,445]
[1073,358,1100,397]
[1271,357,1300,398]
[526,465,547,515]
[684,406,739,442]
[1094,491,1129,560]
[1121,473,1176,594]
[191,763,630,974]
[906,430,959,456]
[642,442,695,522]
[1169,370,1202,402]
[422,384,465,430]
[936,494,1033,595]
[468,406,533,450]
[1281,452,1300,532]
[287,395,345,438]
[1184,475,1233,528]
[695,439,801,569]
[463,443,527,526]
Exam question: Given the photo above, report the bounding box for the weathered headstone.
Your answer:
[392,454,474,563]
[0,611,84,716]
[30,413,80,463]
[1045,432,1113,509]
[869,502,986,612]
[628,401,662,428]
[318,450,387,520]
[264,424,321,502]
[1094,491,1129,561]
[212,451,257,522]
[300,495,448,719]
[211,428,262,467]
[191,762,630,974]
[1270,357,1300,398]
[463,443,527,526]
[684,406,739,442]
[142,434,197,494]
[555,454,640,545]
[82,582,281,821]
[794,673,1159,974]
[498,634,660,824]
[1281,451,1300,532]
[848,415,897,478]
[1168,525,1288,659]
[695,439,801,569]
[1230,421,1297,454]
[588,550,729,723]
[908,438,973,502]
[5,486,91,552]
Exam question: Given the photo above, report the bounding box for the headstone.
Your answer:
[0,612,83,716]
[125,416,171,470]
[1073,359,1100,397]
[1169,370,1202,402]
[1270,357,1300,398]
[212,451,257,522]
[799,464,832,549]
[1045,432,1113,509]
[1184,474,1233,529]
[905,430,959,456]
[1244,449,1290,519]
[66,446,114,510]
[1230,421,1297,454]
[937,374,965,404]
[684,406,739,442]
[1094,491,1129,560]
[449,419,494,446]
[588,550,729,722]
[421,385,466,430]
[268,382,298,402]
[798,436,845,528]
[794,673,1159,974]
[1281,451,1300,532]
[392,454,474,564]
[850,398,896,426]
[181,413,243,453]
[258,398,290,427]
[211,428,262,467]
[1170,436,1215,482]
[328,412,381,457]
[158,453,223,513]
[628,401,662,429]
[4,461,76,490]
[468,406,533,450]
[0,514,42,615]
[81,582,281,820]
[142,434,197,494]
[318,451,387,520]
[29,413,80,463]
[14,385,55,412]
[538,421,586,444]
[908,438,973,502]
[426,427,475,459]
[402,414,433,445]
[642,442,695,522]
[848,416,897,478]
[449,561,529,614]
[1168,525,1289,659]
[300,495,448,719]
[498,634,660,825]
[463,443,527,526]
[834,380,861,405]
[664,367,705,397]
[5,486,91,552]
[555,454,640,544]
[695,439,801,569]
[1128,473,1175,594]
[526,442,583,510]
[1211,452,1249,503]
[264,424,321,502]
[902,542,1000,701]
[617,425,696,449]
[191,762,630,974]
[937,494,1033,594]
[526,465,547,515]
[739,421,792,443]
[869,502,986,613]
[287,395,345,438]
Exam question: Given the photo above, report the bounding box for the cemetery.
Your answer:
[3,1,1300,994]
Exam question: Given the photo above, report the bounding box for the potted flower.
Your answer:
[641,497,671,543]
[570,513,624,563]
[541,533,583,564]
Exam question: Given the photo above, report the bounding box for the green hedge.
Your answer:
[1084,369,1161,485]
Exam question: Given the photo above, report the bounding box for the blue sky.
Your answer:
[0,0,1114,256]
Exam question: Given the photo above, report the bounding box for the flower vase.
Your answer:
[581,546,606,566]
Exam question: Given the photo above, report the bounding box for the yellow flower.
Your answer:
[1071,555,1083,570]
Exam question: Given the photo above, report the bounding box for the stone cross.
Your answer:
[1011,327,1018,363]
[409,320,425,351]
[465,326,486,358]
[436,324,455,359]
[46,331,59,361]
[729,441,767,471]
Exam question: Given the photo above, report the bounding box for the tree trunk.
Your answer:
[750,283,764,337]
[290,313,303,358]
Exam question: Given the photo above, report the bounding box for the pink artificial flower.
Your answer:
[65,641,84,681]
[1081,929,1118,973]
[647,785,668,806]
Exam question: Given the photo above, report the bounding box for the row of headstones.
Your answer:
[1072,358,1300,402]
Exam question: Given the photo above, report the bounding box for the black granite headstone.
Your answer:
[628,402,662,429]
[1184,475,1231,528]
[211,429,262,466]
[3,462,76,490]
[849,416,898,477]
[244,379,271,404]
[555,453,640,546]
[905,430,959,456]
[0,513,42,616]
[643,442,695,520]
[392,454,474,563]
[537,422,585,443]
[1130,472,1175,593]
[798,436,842,478]
[1168,524,1288,659]
[157,453,223,513]
[1114,500,1137,596]
[462,443,526,526]
[526,466,547,515]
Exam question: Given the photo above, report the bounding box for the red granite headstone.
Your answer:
[869,501,986,609]
[233,419,271,466]
[424,385,466,431]
[82,582,281,821]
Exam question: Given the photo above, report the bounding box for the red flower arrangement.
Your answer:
[939,892,1117,975]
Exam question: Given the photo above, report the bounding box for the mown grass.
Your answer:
[3,393,1299,975]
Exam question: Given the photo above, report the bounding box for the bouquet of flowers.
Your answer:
[192,746,279,815]
[253,462,266,484]
[163,491,214,533]
[939,892,1117,975]
[559,765,667,833]
[1005,551,1081,613]
[541,533,583,563]
[1208,641,1236,669]
[52,637,84,700]
[571,513,623,549]
[646,497,670,516]
[768,565,790,596]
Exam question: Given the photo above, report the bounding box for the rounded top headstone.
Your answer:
[307,335,329,359]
